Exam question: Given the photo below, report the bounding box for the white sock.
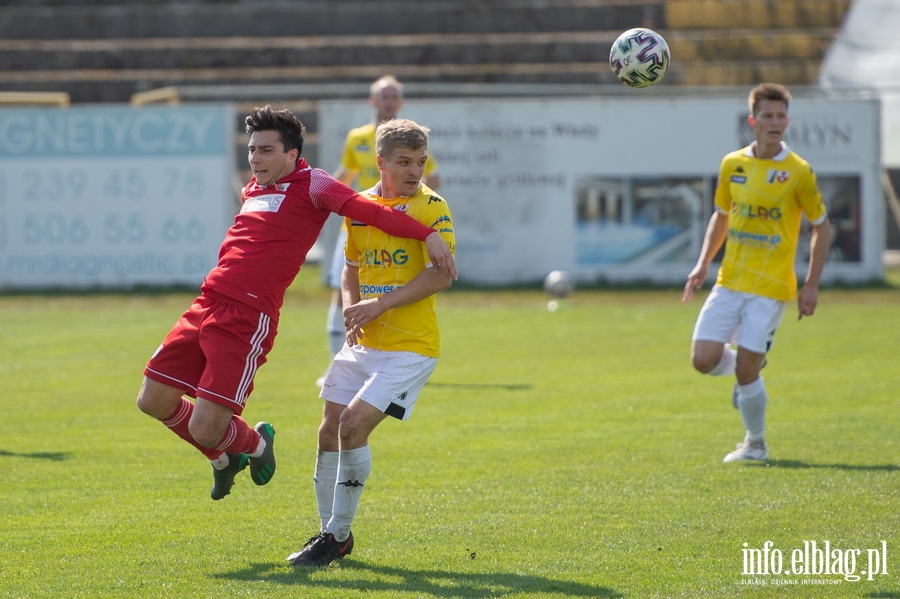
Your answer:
[326,446,371,543]
[210,453,230,470]
[313,450,340,532]
[737,377,767,444]
[248,434,266,458]
[709,345,737,376]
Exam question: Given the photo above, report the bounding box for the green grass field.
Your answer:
[2,266,899,598]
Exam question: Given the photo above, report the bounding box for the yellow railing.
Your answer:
[0,91,70,107]
[130,86,179,105]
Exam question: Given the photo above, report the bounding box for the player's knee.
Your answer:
[735,364,762,385]
[135,390,152,414]
[136,381,173,419]
[691,353,717,374]
[318,418,340,446]
[337,419,367,450]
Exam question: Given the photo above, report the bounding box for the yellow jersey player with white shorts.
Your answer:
[322,75,441,382]
[289,118,455,568]
[683,83,832,464]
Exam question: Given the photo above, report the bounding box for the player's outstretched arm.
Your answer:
[338,195,458,280]
[311,170,458,280]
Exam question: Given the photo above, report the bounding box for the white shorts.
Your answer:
[327,229,348,289]
[319,345,437,420]
[692,286,787,354]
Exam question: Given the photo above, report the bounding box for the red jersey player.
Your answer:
[136,106,456,501]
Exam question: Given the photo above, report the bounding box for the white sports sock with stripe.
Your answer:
[326,446,371,543]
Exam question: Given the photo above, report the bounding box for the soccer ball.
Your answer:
[609,28,670,88]
[543,270,574,298]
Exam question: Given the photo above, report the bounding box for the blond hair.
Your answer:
[370,75,403,99]
[376,118,429,158]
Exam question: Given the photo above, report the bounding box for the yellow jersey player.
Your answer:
[319,75,441,384]
[289,118,454,567]
[683,83,833,463]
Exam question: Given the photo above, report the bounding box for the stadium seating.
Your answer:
[0,0,852,102]
[0,0,852,176]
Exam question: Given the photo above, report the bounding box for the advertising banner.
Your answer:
[0,104,234,290]
[320,94,882,286]
[881,92,900,168]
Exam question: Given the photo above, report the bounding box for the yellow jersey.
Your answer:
[340,122,439,190]
[714,143,828,301]
[345,184,455,357]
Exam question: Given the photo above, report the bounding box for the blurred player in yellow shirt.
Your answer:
[319,75,441,383]
[683,83,832,463]
[333,75,441,191]
[289,118,454,567]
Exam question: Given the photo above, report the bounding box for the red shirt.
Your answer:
[202,159,433,320]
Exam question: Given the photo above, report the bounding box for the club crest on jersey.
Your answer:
[768,169,790,184]
[241,193,285,213]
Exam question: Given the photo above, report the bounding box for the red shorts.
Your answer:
[144,292,278,414]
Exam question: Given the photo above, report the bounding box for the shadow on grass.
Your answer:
[744,459,899,472]
[0,449,71,461]
[427,382,532,391]
[215,560,620,598]
[867,593,900,599]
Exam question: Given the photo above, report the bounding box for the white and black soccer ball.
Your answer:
[609,27,670,88]
[543,270,574,298]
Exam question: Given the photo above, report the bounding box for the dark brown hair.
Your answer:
[245,105,305,155]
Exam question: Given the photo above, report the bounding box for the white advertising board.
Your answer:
[0,104,234,290]
[880,92,900,168]
[320,94,882,286]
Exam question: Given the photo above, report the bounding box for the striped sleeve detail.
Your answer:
[308,168,358,213]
